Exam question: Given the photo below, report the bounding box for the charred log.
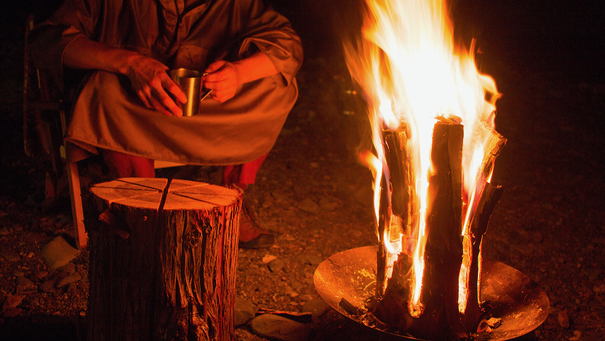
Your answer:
[375,120,466,340]
[461,183,503,331]
[406,120,465,340]
[460,122,506,332]
[377,127,417,297]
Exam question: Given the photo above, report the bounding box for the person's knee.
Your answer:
[100,149,154,178]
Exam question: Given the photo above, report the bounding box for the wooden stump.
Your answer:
[86,178,241,341]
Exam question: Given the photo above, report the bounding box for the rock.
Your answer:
[58,262,77,274]
[269,258,286,273]
[307,255,323,266]
[55,214,71,228]
[35,270,48,279]
[40,235,81,270]
[353,186,373,207]
[15,276,36,293]
[262,254,278,264]
[56,272,82,288]
[302,298,331,323]
[587,268,602,281]
[293,183,310,197]
[1,294,24,312]
[0,249,20,262]
[0,227,10,235]
[234,297,258,326]
[318,196,339,211]
[271,191,288,203]
[284,286,298,298]
[298,199,320,215]
[0,277,10,291]
[290,279,303,290]
[513,243,534,255]
[557,311,570,329]
[517,230,530,243]
[67,283,78,296]
[568,330,582,341]
[2,308,22,318]
[279,128,293,136]
[251,314,311,341]
[40,276,60,293]
[530,231,543,243]
[297,254,323,266]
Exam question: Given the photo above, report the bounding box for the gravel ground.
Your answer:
[1,1,604,340]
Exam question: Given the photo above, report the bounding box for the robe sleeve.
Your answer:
[28,0,98,92]
[236,0,303,87]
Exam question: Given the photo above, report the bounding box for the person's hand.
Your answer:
[124,54,187,116]
[203,61,240,103]
[62,37,188,116]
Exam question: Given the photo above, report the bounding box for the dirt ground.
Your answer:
[1,1,604,340]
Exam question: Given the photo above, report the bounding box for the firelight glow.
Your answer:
[344,0,500,317]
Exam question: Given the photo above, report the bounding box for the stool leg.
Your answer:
[67,162,87,249]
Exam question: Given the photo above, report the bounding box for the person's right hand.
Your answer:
[63,37,187,116]
[123,54,187,117]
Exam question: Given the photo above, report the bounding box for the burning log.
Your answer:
[460,122,506,331]
[374,118,464,339]
[460,182,503,331]
[86,178,240,341]
[408,118,465,339]
[376,126,417,297]
[342,0,508,337]
[372,118,506,340]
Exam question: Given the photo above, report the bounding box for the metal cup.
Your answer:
[171,68,202,117]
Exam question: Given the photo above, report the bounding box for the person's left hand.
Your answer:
[203,61,240,103]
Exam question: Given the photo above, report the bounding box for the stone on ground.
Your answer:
[298,198,320,215]
[302,298,332,323]
[251,314,311,341]
[268,258,285,273]
[40,235,81,270]
[234,297,258,326]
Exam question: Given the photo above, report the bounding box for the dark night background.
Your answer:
[1,0,604,340]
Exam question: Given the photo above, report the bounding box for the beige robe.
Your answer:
[29,0,303,165]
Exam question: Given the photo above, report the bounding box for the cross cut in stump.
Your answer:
[87,178,241,341]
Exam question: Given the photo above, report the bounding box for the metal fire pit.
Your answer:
[314,246,549,340]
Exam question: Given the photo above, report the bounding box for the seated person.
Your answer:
[29,0,303,248]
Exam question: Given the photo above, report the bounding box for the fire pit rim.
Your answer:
[313,245,550,341]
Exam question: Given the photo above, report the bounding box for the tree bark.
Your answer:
[86,178,241,341]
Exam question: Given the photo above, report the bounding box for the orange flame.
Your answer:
[345,0,499,317]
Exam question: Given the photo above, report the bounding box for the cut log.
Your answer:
[406,120,464,339]
[373,118,506,340]
[460,183,503,331]
[86,178,241,341]
[458,122,506,332]
[375,119,465,340]
[376,127,417,297]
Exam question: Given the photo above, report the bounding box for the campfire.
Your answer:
[315,0,547,340]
